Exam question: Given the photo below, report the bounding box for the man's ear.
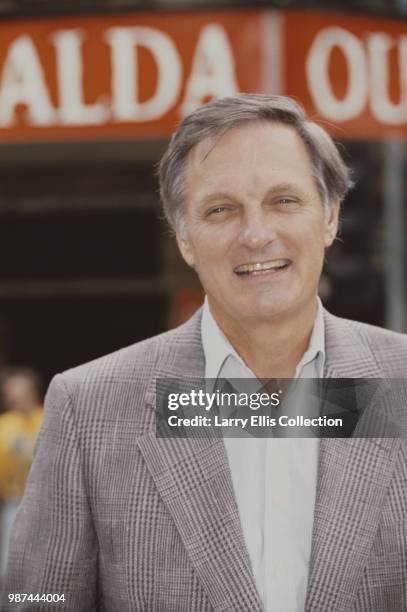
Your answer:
[324,200,340,248]
[176,232,195,268]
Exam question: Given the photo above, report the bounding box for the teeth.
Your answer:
[235,259,289,274]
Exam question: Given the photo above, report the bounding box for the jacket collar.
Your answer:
[139,312,264,611]
[145,306,386,396]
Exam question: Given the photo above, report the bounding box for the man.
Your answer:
[3,95,407,611]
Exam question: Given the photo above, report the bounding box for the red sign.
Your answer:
[0,11,264,142]
[0,9,406,142]
[284,11,407,139]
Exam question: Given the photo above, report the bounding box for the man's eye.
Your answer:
[208,206,226,215]
[277,198,298,208]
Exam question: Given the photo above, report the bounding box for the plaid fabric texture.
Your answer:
[2,308,407,611]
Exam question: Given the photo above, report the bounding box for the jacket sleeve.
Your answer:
[1,374,100,612]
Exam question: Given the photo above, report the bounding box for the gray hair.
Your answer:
[158,94,353,235]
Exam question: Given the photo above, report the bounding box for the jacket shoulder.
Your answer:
[330,314,407,377]
[345,317,407,349]
[58,328,179,390]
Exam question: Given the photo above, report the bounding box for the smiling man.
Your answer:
[3,94,407,612]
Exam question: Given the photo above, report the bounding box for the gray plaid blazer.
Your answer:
[2,308,407,612]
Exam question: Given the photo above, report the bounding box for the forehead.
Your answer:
[185,122,317,202]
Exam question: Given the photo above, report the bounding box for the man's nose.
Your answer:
[237,209,277,250]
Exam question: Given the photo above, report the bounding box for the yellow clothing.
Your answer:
[0,407,42,500]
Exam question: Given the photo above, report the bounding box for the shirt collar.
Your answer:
[295,297,325,377]
[201,296,246,380]
[201,296,325,380]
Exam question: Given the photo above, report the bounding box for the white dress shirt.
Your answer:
[201,298,325,612]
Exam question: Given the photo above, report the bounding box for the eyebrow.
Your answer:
[197,182,305,208]
[263,182,306,197]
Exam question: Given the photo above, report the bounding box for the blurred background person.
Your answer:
[0,368,43,581]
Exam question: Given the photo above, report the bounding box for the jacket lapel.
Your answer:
[305,311,402,611]
[137,310,264,612]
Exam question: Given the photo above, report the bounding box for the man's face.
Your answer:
[177,122,339,327]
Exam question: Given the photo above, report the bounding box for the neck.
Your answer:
[209,300,318,379]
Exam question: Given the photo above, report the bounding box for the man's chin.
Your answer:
[236,300,296,323]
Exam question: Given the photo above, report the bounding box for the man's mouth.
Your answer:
[234,259,291,276]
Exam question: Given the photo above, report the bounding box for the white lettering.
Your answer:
[106,26,182,122]
[181,24,239,116]
[368,33,407,125]
[306,26,367,121]
[51,29,109,125]
[0,35,56,127]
